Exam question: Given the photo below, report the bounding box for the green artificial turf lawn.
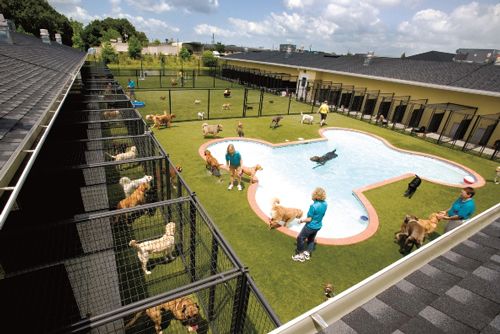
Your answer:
[134,91,499,323]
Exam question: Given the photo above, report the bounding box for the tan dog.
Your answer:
[194,99,201,104]
[324,283,335,299]
[159,95,166,100]
[416,212,441,235]
[170,78,178,86]
[240,164,262,183]
[169,164,182,189]
[103,110,120,119]
[106,146,137,161]
[222,103,231,110]
[204,149,221,177]
[129,222,176,275]
[125,295,200,333]
[146,111,176,129]
[495,166,500,184]
[117,182,150,209]
[269,198,303,229]
[395,215,426,254]
[236,121,244,137]
[202,123,223,137]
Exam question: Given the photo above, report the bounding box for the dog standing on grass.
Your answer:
[270,116,283,129]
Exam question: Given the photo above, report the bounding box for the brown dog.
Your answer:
[324,283,335,299]
[269,198,303,229]
[117,182,150,209]
[236,121,244,137]
[169,164,182,189]
[125,296,200,333]
[395,215,426,254]
[202,123,223,137]
[417,212,441,235]
[146,111,176,129]
[103,110,120,120]
[204,150,221,177]
[240,164,263,183]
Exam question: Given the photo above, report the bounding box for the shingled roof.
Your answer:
[224,51,500,96]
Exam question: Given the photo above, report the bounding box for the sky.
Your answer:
[48,0,500,57]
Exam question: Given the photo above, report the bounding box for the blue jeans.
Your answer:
[296,225,319,254]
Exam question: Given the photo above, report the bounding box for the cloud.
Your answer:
[125,0,218,13]
[48,0,81,4]
[194,24,237,38]
[118,13,180,34]
[110,0,122,14]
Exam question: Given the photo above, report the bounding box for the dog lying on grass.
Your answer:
[119,175,153,197]
[129,222,176,275]
[239,164,262,183]
[125,295,200,333]
[310,149,338,166]
[202,123,223,137]
[269,198,303,229]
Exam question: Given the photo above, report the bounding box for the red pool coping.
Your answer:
[198,127,486,246]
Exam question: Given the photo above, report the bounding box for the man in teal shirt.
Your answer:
[438,187,476,232]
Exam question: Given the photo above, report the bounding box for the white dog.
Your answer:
[301,112,314,124]
[106,146,137,161]
[129,222,176,275]
[197,111,205,120]
[119,175,153,197]
[194,99,201,104]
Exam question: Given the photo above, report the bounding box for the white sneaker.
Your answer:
[292,253,305,262]
[237,184,242,191]
[303,251,310,260]
[228,184,233,190]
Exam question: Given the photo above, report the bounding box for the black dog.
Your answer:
[310,149,338,167]
[404,175,421,198]
[270,116,283,129]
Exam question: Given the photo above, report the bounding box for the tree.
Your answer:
[151,39,161,46]
[179,47,191,61]
[401,52,406,59]
[81,17,148,50]
[70,19,85,50]
[201,50,218,67]
[101,28,121,42]
[100,42,118,64]
[215,42,225,54]
[128,35,142,59]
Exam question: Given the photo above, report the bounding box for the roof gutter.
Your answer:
[269,203,500,334]
[0,57,87,229]
[224,57,500,98]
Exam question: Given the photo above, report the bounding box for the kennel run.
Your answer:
[0,63,280,333]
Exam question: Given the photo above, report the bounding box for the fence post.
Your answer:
[258,88,264,117]
[192,69,195,88]
[188,198,197,283]
[287,92,292,115]
[207,89,211,119]
[168,89,172,115]
[208,236,218,321]
[243,88,248,117]
[230,273,250,334]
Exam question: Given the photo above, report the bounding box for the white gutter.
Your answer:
[224,57,500,98]
[0,57,86,229]
[269,203,500,334]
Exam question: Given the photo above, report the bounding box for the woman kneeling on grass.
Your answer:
[292,187,327,262]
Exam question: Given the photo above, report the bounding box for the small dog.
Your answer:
[204,149,221,177]
[125,295,200,333]
[117,182,150,209]
[395,215,426,254]
[146,111,176,129]
[194,99,201,104]
[103,110,120,120]
[495,166,500,184]
[404,175,422,198]
[236,122,244,137]
[202,123,223,137]
[171,78,178,86]
[169,164,182,189]
[222,103,231,110]
[106,146,137,161]
[270,116,283,129]
[301,112,314,124]
[159,96,166,101]
[324,283,335,299]
[197,111,205,120]
[119,175,153,197]
[240,164,262,183]
[310,149,338,166]
[269,198,303,229]
[246,105,253,110]
[129,222,176,275]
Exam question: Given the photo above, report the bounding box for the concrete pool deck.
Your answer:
[199,127,485,245]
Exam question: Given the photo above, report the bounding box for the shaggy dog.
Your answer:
[301,112,314,124]
[106,146,137,161]
[169,164,182,189]
[119,175,153,197]
[236,121,244,137]
[269,198,303,229]
[125,296,200,333]
[103,110,120,120]
[395,215,426,254]
[404,175,422,198]
[240,164,262,183]
[310,149,338,166]
[324,283,335,299]
[204,149,221,177]
[194,99,201,104]
[146,111,176,129]
[270,116,283,129]
[197,111,205,120]
[117,182,150,209]
[202,123,223,137]
[222,103,231,110]
[129,222,176,275]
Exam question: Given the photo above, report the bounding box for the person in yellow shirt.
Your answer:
[318,100,329,126]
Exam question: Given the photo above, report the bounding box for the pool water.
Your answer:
[206,129,476,239]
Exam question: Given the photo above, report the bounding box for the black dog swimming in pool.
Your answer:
[404,175,421,199]
[310,149,338,167]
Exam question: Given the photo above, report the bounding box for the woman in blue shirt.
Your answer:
[225,144,243,191]
[438,187,476,232]
[292,187,327,262]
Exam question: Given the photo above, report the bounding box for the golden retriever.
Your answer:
[416,212,441,235]
[106,146,137,161]
[240,164,262,183]
[204,149,221,177]
[146,111,176,129]
[222,103,231,110]
[129,222,176,275]
[236,121,244,137]
[117,182,150,209]
[125,295,200,333]
[202,123,223,137]
[119,175,153,197]
[269,198,303,229]
[103,110,120,120]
